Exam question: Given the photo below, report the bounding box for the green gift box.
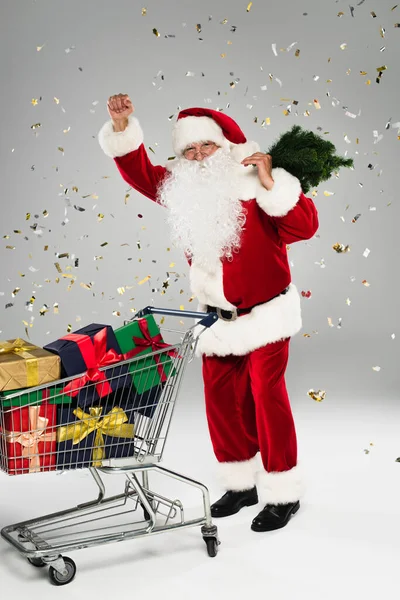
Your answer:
[0,386,73,408]
[114,316,176,394]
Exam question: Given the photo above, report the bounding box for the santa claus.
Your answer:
[98,94,319,532]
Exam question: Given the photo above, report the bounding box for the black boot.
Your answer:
[251,501,300,532]
[211,487,258,518]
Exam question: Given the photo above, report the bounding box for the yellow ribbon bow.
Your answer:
[0,339,36,355]
[57,406,135,467]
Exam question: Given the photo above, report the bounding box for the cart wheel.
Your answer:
[27,557,46,568]
[48,557,76,586]
[204,538,219,558]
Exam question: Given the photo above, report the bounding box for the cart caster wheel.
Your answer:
[48,557,76,586]
[205,537,219,558]
[27,557,46,568]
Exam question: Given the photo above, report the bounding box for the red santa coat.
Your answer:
[99,116,319,357]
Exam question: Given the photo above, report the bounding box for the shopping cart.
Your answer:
[0,307,219,586]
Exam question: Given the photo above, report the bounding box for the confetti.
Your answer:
[391,333,396,340]
[247,1,253,11]
[363,248,370,258]
[362,280,370,287]
[313,99,321,111]
[301,290,312,298]
[153,28,160,37]
[308,389,326,402]
[100,242,108,247]
[333,243,351,253]
[340,43,347,50]
[323,191,335,197]
[372,366,381,372]
[142,7,147,16]
[138,276,151,285]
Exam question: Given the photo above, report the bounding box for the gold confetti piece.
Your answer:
[308,389,326,402]
[100,242,108,247]
[97,213,104,221]
[67,324,72,333]
[53,97,60,104]
[54,263,62,273]
[112,311,121,317]
[340,43,347,50]
[221,18,228,24]
[337,11,344,16]
[395,23,400,27]
[180,305,185,310]
[371,11,377,17]
[323,190,335,196]
[313,99,321,109]
[40,305,49,316]
[117,287,125,295]
[12,288,21,297]
[246,1,253,11]
[295,49,300,57]
[94,255,103,260]
[124,193,130,204]
[153,28,160,37]
[376,65,387,71]
[362,280,370,287]
[392,5,398,10]
[138,276,151,285]
[58,147,64,153]
[31,123,41,130]
[221,53,226,58]
[346,298,351,306]
[13,230,22,234]
[333,243,351,253]
[327,317,333,328]
[31,98,38,106]
[196,23,202,32]
[58,252,69,259]
[169,262,175,268]
[142,7,147,15]
[44,245,48,251]
[380,27,385,38]
[36,44,45,51]
[53,303,59,314]
[360,71,368,76]
[6,246,15,250]
[80,282,92,290]
[22,320,29,327]
[372,366,381,372]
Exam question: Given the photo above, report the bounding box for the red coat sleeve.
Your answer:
[114,144,169,204]
[256,168,319,243]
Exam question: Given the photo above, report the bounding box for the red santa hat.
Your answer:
[172,107,260,162]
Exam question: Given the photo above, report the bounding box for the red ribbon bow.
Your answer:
[123,318,178,383]
[62,328,123,398]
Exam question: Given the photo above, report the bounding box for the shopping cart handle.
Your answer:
[133,306,218,328]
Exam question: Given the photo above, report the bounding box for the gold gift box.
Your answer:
[0,338,61,392]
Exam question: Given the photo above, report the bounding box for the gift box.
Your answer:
[0,338,61,392]
[56,397,136,470]
[1,400,57,475]
[0,386,70,408]
[111,381,165,419]
[114,316,177,395]
[43,324,129,406]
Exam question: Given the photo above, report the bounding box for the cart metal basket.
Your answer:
[0,307,219,585]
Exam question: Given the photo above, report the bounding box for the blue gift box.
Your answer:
[56,395,136,470]
[112,380,165,419]
[44,323,129,406]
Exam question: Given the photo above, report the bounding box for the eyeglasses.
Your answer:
[183,142,217,159]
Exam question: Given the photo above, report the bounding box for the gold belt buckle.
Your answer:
[216,307,238,322]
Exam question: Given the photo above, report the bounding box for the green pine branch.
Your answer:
[266,125,354,193]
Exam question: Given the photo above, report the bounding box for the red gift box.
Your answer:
[3,401,57,475]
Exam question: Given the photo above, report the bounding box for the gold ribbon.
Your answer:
[6,406,57,473]
[0,338,39,387]
[57,406,135,467]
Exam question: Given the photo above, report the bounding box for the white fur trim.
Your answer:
[230,140,260,163]
[256,464,304,504]
[190,261,236,310]
[98,116,144,158]
[218,455,259,491]
[172,116,230,155]
[256,167,301,217]
[194,283,302,357]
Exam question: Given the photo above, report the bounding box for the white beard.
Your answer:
[157,148,246,269]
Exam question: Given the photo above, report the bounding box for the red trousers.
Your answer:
[202,338,301,503]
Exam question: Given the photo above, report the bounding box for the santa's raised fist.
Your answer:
[107,94,134,121]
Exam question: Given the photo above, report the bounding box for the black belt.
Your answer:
[206,286,290,322]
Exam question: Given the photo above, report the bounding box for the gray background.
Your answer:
[0,0,398,403]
